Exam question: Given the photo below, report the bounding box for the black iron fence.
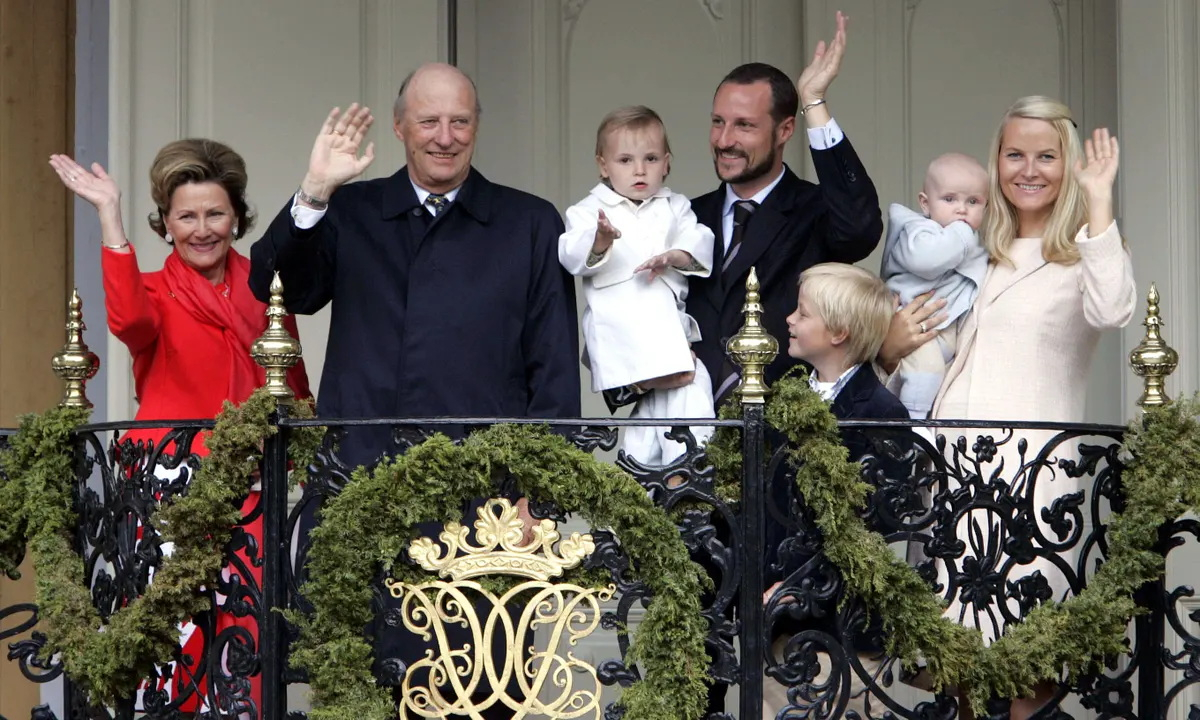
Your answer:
[3,407,1193,720]
[2,280,1187,719]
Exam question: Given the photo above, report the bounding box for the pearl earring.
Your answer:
[165,232,174,245]
[232,224,239,238]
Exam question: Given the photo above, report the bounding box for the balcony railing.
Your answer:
[0,280,1188,720]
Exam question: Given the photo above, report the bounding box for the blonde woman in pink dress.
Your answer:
[880,95,1135,719]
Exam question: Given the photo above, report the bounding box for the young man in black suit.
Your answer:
[620,11,883,409]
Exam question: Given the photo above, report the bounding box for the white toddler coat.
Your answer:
[559,183,715,393]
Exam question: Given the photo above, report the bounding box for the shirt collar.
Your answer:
[411,180,462,205]
[807,363,859,402]
[722,164,787,219]
[383,166,491,222]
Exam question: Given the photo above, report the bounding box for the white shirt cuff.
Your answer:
[289,194,327,229]
[806,118,845,150]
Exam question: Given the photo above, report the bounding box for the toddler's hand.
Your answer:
[635,249,691,279]
[594,210,621,252]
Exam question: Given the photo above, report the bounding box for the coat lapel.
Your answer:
[830,365,870,417]
[720,203,787,303]
[718,169,799,303]
[933,253,1047,416]
[976,255,1047,311]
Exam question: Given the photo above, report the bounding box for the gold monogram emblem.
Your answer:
[385,499,614,719]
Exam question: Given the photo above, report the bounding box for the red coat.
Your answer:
[104,245,311,443]
[104,245,310,713]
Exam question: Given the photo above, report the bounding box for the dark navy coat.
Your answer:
[251,166,581,689]
[250,166,581,464]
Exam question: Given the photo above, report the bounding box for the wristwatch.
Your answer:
[296,186,329,210]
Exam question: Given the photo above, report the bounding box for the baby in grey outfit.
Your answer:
[881,153,990,419]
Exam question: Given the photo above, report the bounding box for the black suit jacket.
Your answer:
[687,137,883,395]
[769,364,908,582]
[767,366,907,650]
[830,364,910,426]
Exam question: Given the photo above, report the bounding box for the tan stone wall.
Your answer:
[0,0,73,714]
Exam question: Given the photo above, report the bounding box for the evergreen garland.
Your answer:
[712,376,1200,714]
[0,390,321,705]
[3,377,1198,717]
[290,423,711,720]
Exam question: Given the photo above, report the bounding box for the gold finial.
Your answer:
[250,272,302,403]
[1129,283,1178,407]
[51,288,99,409]
[726,267,779,404]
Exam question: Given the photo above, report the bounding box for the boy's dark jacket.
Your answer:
[765,364,907,646]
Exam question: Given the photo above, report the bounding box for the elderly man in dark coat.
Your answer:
[250,63,580,462]
[249,63,580,719]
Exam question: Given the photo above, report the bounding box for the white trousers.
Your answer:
[621,360,714,466]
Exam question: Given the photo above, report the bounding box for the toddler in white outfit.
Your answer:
[559,106,716,465]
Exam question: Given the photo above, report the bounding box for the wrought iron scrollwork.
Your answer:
[6,410,1192,719]
[763,421,1131,719]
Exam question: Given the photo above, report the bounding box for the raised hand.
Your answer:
[50,154,130,250]
[593,209,621,253]
[1074,128,1119,202]
[1073,128,1119,235]
[302,103,376,200]
[796,10,848,106]
[49,154,121,212]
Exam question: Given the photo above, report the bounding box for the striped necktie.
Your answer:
[714,200,760,407]
[722,199,759,272]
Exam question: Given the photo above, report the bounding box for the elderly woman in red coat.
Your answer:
[50,139,310,717]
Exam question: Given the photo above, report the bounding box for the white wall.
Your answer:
[1117,0,1200,408]
[95,0,1200,714]
[106,0,445,419]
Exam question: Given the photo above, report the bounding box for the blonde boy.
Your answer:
[765,262,906,717]
[785,263,905,408]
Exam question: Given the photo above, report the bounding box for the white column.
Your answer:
[1117,0,1200,408]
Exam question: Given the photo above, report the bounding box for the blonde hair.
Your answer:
[798,263,894,366]
[983,96,1086,265]
[594,105,672,158]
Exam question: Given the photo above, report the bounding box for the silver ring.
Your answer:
[919,321,928,333]
[67,174,77,182]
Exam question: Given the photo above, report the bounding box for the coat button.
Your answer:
[847,171,857,182]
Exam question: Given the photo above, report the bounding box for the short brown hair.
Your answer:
[594,105,672,158]
[147,138,254,240]
[798,263,894,365]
